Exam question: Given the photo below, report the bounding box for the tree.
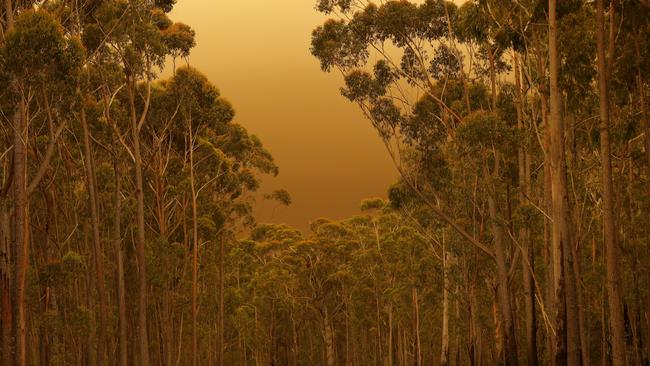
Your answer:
[310,0,650,364]
[2,9,82,364]
[595,0,625,364]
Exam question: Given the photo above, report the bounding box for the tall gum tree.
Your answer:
[596,0,626,364]
[311,1,521,363]
[1,9,82,365]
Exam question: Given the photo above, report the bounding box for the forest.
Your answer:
[0,0,649,365]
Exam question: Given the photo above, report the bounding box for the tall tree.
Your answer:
[595,0,626,364]
[548,0,581,363]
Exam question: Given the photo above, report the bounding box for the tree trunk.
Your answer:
[468,274,480,366]
[596,0,627,364]
[514,51,539,366]
[487,44,518,366]
[534,32,557,364]
[291,314,299,366]
[113,156,128,366]
[189,113,200,366]
[80,107,108,366]
[548,1,582,364]
[218,233,225,366]
[13,98,28,366]
[387,304,393,366]
[489,194,518,366]
[441,248,449,366]
[152,134,175,366]
[2,4,14,363]
[128,76,150,366]
[323,307,335,366]
[601,289,607,366]
[41,195,53,366]
[1,202,11,366]
[484,164,518,366]
[412,288,422,366]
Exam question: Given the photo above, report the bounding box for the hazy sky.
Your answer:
[167,1,397,231]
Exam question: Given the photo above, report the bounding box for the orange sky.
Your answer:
[167,1,397,231]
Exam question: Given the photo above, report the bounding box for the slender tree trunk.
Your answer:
[175,312,184,366]
[161,289,172,366]
[387,304,393,366]
[573,244,589,366]
[601,289,607,366]
[468,267,480,366]
[218,233,225,366]
[2,6,15,361]
[291,314,299,366]
[534,34,557,364]
[521,168,539,366]
[80,107,108,366]
[412,288,422,366]
[128,76,150,366]
[189,114,200,366]
[323,307,335,366]
[454,292,461,366]
[548,1,582,364]
[487,45,518,366]
[484,164,518,366]
[153,132,174,366]
[488,193,518,366]
[113,155,128,366]
[566,111,589,366]
[596,0,626,364]
[84,221,98,366]
[13,97,28,366]
[1,202,11,366]
[396,323,402,366]
[492,291,502,364]
[514,51,539,366]
[488,46,498,112]
[373,287,382,364]
[441,249,450,366]
[41,196,55,366]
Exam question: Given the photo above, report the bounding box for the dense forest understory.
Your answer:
[0,0,649,365]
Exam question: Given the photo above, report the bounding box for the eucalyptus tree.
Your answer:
[308,1,650,365]
[595,0,625,364]
[0,1,282,364]
[389,169,494,366]
[86,1,182,362]
[610,2,650,361]
[232,201,446,366]
[135,65,277,364]
[1,8,83,365]
[310,2,527,362]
